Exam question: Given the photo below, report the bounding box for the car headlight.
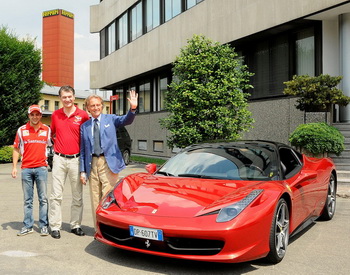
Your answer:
[101,191,116,209]
[100,179,123,209]
[216,189,263,223]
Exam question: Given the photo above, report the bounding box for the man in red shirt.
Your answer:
[12,105,52,236]
[49,86,89,239]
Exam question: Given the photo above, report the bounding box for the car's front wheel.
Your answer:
[318,173,336,221]
[122,149,130,165]
[266,198,289,264]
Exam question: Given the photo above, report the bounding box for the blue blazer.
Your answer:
[80,111,135,178]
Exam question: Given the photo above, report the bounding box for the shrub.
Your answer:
[0,146,13,163]
[284,74,350,111]
[289,123,345,156]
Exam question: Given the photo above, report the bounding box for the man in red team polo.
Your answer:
[12,105,52,236]
[49,86,89,239]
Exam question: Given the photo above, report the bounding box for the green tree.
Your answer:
[160,35,254,148]
[0,27,43,146]
[284,74,350,111]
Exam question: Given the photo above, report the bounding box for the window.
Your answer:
[248,36,289,99]
[139,81,151,113]
[165,0,182,22]
[54,101,59,110]
[107,21,116,54]
[159,76,168,110]
[296,28,315,76]
[115,88,124,115]
[186,0,199,9]
[131,2,143,41]
[153,141,164,152]
[100,29,106,58]
[138,140,148,151]
[279,148,302,178]
[235,23,320,99]
[118,12,128,48]
[44,100,49,111]
[146,0,160,32]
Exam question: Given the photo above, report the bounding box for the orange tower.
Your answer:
[42,9,74,87]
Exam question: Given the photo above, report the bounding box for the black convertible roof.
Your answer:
[184,140,291,151]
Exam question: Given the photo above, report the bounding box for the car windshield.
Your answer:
[158,144,278,180]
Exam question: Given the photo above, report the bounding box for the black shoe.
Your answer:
[51,230,61,239]
[71,227,85,236]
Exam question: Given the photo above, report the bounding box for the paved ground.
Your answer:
[0,162,349,275]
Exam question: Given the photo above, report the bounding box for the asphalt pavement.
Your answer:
[0,162,349,275]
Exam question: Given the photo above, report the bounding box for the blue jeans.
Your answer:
[21,167,48,229]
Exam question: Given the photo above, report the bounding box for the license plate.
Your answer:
[129,225,163,241]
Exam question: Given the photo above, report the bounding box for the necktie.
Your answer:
[93,118,102,156]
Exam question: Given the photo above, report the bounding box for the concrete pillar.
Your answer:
[340,13,350,122]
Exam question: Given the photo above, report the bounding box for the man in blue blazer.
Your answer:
[80,90,138,229]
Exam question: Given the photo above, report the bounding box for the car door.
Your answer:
[280,147,318,227]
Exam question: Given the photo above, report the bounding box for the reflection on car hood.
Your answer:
[114,173,264,218]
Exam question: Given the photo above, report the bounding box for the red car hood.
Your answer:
[113,173,264,218]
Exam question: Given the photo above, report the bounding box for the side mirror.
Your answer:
[145,163,157,174]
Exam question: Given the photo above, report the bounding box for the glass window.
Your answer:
[296,28,315,76]
[131,2,143,41]
[138,140,147,151]
[160,77,168,110]
[165,0,182,22]
[246,35,289,99]
[118,12,128,48]
[139,81,151,113]
[251,41,269,98]
[115,88,124,115]
[153,141,164,152]
[158,144,276,181]
[146,0,160,32]
[271,36,289,94]
[44,100,49,111]
[108,21,116,54]
[100,29,106,58]
[54,101,59,110]
[186,0,197,9]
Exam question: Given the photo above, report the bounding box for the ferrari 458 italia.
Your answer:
[95,141,337,264]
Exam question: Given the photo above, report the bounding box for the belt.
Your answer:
[55,152,80,158]
[92,153,104,157]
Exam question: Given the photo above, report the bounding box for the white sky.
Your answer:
[0,0,100,91]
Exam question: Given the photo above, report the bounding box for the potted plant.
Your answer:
[289,122,345,157]
[284,74,350,112]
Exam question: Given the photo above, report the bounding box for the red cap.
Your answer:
[28,105,42,114]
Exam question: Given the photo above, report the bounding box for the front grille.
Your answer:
[100,223,224,256]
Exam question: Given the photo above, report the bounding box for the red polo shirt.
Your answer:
[51,107,89,155]
[13,122,52,169]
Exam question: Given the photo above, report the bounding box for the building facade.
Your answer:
[90,0,350,158]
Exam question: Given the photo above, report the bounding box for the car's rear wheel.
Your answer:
[318,174,336,221]
[266,198,289,264]
[122,149,130,165]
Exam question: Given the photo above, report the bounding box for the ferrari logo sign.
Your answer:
[110,95,119,101]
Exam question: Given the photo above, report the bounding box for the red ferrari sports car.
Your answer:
[95,141,337,264]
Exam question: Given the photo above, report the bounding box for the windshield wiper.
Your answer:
[156,171,174,177]
[177,174,215,179]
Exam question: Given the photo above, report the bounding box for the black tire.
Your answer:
[122,149,130,165]
[266,198,290,264]
[318,174,336,221]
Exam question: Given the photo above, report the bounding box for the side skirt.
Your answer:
[290,216,318,238]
